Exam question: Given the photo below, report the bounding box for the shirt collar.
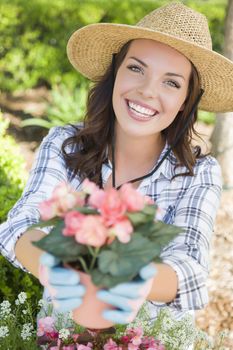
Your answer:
[101,142,178,188]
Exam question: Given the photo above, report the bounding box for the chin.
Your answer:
[119,124,152,138]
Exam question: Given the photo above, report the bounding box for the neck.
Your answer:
[110,126,165,186]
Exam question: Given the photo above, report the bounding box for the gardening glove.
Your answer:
[97,263,156,324]
[39,252,86,313]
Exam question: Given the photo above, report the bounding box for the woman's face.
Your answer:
[112,39,191,140]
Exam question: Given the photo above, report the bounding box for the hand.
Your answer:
[39,252,86,312]
[97,263,157,324]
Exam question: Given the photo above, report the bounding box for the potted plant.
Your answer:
[33,180,181,329]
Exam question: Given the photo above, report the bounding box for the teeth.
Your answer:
[128,101,156,116]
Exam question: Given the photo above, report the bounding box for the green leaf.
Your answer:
[98,233,160,278]
[126,205,156,225]
[90,269,136,288]
[32,221,88,262]
[133,221,157,237]
[30,217,61,228]
[21,118,52,129]
[75,207,98,215]
[149,221,182,249]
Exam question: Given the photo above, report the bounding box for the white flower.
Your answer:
[59,328,70,340]
[0,326,9,338]
[68,311,73,320]
[0,300,11,318]
[22,309,27,315]
[161,316,175,331]
[16,292,27,305]
[21,323,34,340]
[38,299,47,308]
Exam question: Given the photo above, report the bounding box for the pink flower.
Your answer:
[127,327,143,338]
[109,218,133,243]
[125,327,143,349]
[37,316,56,337]
[88,188,106,209]
[119,184,145,212]
[141,337,165,350]
[72,334,80,342]
[99,188,127,226]
[144,195,154,205]
[120,335,130,344]
[82,179,99,194]
[103,338,119,350]
[76,343,93,350]
[63,211,85,236]
[49,331,59,339]
[39,182,85,220]
[52,182,85,214]
[63,346,76,350]
[39,199,58,220]
[52,182,75,200]
[75,215,108,247]
[128,344,139,350]
[131,335,142,346]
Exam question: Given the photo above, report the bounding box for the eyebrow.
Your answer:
[128,56,186,81]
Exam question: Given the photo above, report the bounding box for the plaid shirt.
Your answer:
[0,126,222,319]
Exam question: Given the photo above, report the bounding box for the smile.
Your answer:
[127,100,158,118]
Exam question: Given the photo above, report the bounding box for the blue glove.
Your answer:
[97,263,157,324]
[39,253,86,313]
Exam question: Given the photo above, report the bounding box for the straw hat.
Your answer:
[67,2,233,112]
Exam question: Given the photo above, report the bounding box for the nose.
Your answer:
[136,77,159,99]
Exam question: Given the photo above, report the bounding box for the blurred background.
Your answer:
[0,0,232,346]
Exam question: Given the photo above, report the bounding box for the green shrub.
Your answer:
[0,118,26,221]
[22,83,88,129]
[0,114,42,303]
[198,111,216,125]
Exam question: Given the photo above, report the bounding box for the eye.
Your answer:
[165,80,181,89]
[127,64,144,74]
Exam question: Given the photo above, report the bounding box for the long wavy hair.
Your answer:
[62,40,202,187]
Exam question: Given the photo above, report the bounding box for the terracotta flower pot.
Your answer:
[71,270,115,329]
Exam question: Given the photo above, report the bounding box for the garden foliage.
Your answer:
[0,0,227,93]
[0,117,26,221]
[0,295,229,349]
[0,115,42,303]
[22,84,88,129]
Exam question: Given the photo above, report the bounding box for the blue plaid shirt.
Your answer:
[0,126,222,319]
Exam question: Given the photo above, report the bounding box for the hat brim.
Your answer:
[67,23,233,112]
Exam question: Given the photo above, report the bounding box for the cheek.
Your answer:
[113,68,135,101]
[166,93,187,115]
[112,86,120,118]
[112,79,128,116]
[112,76,121,106]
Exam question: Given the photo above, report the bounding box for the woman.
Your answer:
[1,2,233,326]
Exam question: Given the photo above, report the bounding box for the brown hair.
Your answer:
[62,40,202,186]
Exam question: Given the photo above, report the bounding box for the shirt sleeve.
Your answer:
[0,126,70,270]
[160,156,222,310]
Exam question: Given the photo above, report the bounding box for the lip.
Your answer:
[125,99,159,122]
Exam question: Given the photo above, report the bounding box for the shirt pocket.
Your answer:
[162,204,176,224]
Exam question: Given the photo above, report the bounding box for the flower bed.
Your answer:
[0,292,230,350]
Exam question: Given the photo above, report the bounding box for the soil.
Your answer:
[1,88,233,346]
[0,87,49,170]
